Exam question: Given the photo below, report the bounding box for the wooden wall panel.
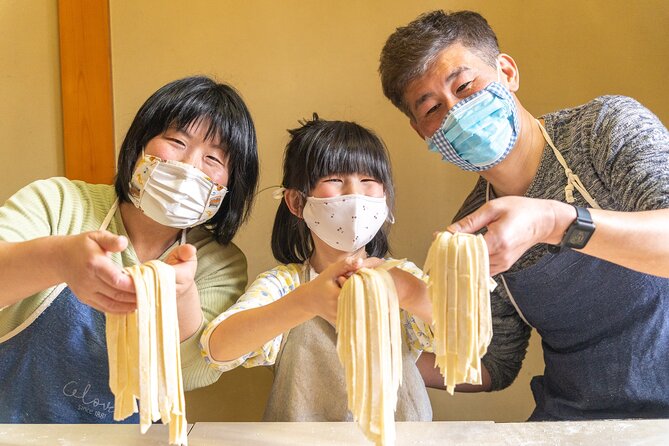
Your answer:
[58,0,115,184]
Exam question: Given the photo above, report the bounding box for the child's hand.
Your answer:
[388,267,433,324]
[333,256,384,287]
[301,256,364,324]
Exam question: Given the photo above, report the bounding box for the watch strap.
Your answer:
[547,205,595,253]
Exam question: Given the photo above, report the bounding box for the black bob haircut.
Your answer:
[115,76,259,245]
[271,115,395,264]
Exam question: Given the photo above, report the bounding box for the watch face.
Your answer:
[569,229,590,247]
[562,206,596,250]
[566,226,594,249]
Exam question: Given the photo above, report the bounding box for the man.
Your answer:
[379,10,669,421]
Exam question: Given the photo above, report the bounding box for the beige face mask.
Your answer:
[129,154,227,228]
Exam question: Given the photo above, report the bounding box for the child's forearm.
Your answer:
[206,285,314,363]
[389,267,433,323]
[416,352,492,391]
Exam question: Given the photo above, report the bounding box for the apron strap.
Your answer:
[483,119,603,327]
[535,119,601,210]
[0,284,67,343]
[101,199,119,230]
[500,275,532,328]
[106,198,187,245]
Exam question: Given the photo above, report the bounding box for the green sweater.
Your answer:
[0,177,247,390]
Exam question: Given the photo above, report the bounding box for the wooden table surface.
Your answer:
[1,419,667,445]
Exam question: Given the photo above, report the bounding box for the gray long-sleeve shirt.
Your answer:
[453,95,669,391]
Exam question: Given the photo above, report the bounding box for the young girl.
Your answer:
[0,76,259,423]
[202,116,434,421]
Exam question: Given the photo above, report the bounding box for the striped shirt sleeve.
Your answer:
[200,264,301,372]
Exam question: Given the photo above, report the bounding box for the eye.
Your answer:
[361,177,380,183]
[456,81,472,94]
[425,103,441,116]
[166,137,186,148]
[206,154,224,165]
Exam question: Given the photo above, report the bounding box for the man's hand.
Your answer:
[447,196,574,275]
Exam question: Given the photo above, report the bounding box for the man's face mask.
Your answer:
[425,64,520,172]
[302,194,389,252]
[129,153,227,228]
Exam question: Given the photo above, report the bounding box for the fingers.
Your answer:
[344,256,363,270]
[94,258,136,294]
[360,257,384,269]
[164,244,197,266]
[447,204,495,234]
[483,230,518,276]
[84,292,136,314]
[89,231,128,254]
[328,256,363,279]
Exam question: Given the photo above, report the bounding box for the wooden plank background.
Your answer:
[58,0,115,184]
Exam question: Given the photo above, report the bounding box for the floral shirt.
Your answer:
[200,259,434,372]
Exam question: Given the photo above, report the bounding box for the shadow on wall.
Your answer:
[185,367,274,422]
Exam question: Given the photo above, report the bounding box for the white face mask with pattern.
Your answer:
[302,194,389,252]
[129,153,227,228]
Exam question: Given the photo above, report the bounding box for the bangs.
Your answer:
[302,122,391,191]
[163,93,242,153]
[309,143,387,187]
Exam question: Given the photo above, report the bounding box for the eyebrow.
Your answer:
[412,65,471,112]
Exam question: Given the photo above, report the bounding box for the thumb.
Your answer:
[164,244,197,265]
[447,207,491,234]
[91,230,128,253]
[331,256,363,278]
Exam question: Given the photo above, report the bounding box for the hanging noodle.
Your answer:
[423,232,494,394]
[336,263,402,446]
[106,260,187,446]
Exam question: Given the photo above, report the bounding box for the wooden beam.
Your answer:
[58,0,115,184]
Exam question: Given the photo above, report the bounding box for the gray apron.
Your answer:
[263,265,432,422]
[263,317,432,422]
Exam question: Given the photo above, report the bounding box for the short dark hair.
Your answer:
[115,76,259,245]
[271,116,395,264]
[379,10,500,116]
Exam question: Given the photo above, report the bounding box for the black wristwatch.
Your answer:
[547,205,596,253]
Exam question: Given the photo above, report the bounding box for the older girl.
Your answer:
[0,76,258,423]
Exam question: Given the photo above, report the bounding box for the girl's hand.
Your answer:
[163,243,198,300]
[388,267,432,323]
[334,256,385,287]
[301,256,364,324]
[57,230,136,314]
[164,244,202,340]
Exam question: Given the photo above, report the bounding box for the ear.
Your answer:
[284,189,304,218]
[498,53,520,93]
[409,119,426,139]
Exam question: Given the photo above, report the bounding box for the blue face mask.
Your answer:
[425,81,520,172]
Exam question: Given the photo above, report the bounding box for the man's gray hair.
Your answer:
[379,10,500,117]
